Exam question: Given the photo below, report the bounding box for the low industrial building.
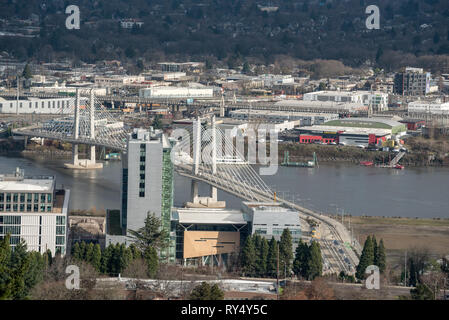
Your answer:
[303,90,389,112]
[0,97,73,114]
[273,100,368,114]
[139,86,214,98]
[408,100,449,114]
[296,118,406,147]
[242,202,301,242]
[229,109,338,125]
[170,202,302,267]
[0,168,69,256]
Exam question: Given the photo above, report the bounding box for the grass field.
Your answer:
[349,215,449,268]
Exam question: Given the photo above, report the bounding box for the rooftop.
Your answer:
[0,169,55,192]
[173,208,250,225]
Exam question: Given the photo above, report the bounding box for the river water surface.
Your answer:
[0,155,448,218]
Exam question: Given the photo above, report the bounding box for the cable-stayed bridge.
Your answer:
[12,91,360,274]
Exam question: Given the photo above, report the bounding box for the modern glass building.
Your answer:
[0,168,70,255]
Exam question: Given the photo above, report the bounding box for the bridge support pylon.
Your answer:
[64,89,103,170]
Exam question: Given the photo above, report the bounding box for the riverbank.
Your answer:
[278,141,448,167]
[349,215,449,271]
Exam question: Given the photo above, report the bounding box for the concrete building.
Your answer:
[0,97,72,114]
[229,109,338,125]
[273,100,368,114]
[139,86,214,98]
[171,207,250,266]
[94,75,145,87]
[394,67,431,96]
[0,168,69,256]
[303,90,389,111]
[408,100,449,114]
[242,202,301,243]
[106,128,175,261]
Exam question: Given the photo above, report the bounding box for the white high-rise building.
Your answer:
[0,168,70,255]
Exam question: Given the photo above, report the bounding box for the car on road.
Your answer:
[334,240,340,245]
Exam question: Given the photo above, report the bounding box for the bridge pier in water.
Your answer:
[64,89,103,170]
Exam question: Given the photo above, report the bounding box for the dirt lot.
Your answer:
[351,216,449,267]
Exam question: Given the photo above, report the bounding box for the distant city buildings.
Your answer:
[394,67,431,96]
[0,168,69,256]
[120,19,144,29]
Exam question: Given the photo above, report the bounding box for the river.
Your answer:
[0,155,448,218]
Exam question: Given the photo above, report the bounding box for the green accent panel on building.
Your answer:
[161,146,175,262]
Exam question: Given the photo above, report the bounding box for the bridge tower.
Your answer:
[64,89,103,169]
[187,116,225,208]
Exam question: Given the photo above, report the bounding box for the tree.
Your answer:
[128,212,169,252]
[266,237,278,278]
[242,61,250,74]
[152,115,162,130]
[79,242,87,261]
[9,240,30,299]
[241,235,257,276]
[85,243,94,265]
[143,247,158,278]
[0,235,12,299]
[410,283,434,300]
[22,63,32,79]
[293,239,310,279]
[258,237,269,277]
[307,241,323,280]
[91,244,102,271]
[356,236,375,280]
[72,242,82,261]
[376,239,386,273]
[189,282,224,300]
[279,229,293,278]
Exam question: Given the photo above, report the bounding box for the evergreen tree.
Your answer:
[144,247,158,278]
[356,236,375,280]
[79,241,87,261]
[259,238,269,277]
[129,243,141,260]
[24,251,44,296]
[189,282,211,300]
[266,237,278,278]
[72,242,82,261]
[253,234,262,276]
[411,283,434,300]
[307,241,323,280]
[293,239,310,279]
[241,235,257,276]
[0,235,12,299]
[376,239,387,273]
[128,212,169,252]
[22,63,32,79]
[101,245,113,274]
[372,235,378,266]
[45,249,52,266]
[9,240,30,299]
[210,284,224,300]
[85,242,94,264]
[279,229,293,278]
[91,244,102,271]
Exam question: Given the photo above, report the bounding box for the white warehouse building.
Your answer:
[303,90,389,111]
[139,86,214,98]
[408,101,449,114]
[0,169,69,256]
[0,97,74,114]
